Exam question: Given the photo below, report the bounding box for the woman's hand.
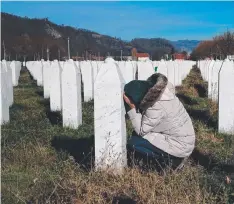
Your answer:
[123,93,136,109]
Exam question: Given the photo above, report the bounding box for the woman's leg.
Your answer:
[127,135,184,171]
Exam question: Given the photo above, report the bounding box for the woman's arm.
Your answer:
[127,105,165,136]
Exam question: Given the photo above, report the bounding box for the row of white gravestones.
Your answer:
[26,58,196,173]
[198,59,234,134]
[26,60,82,129]
[198,60,224,102]
[137,60,195,86]
[26,61,43,86]
[0,60,21,125]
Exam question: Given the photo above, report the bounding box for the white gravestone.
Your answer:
[80,61,93,102]
[10,61,18,86]
[131,61,138,80]
[35,61,43,86]
[211,60,223,102]
[0,62,10,124]
[91,61,100,83]
[218,60,234,134]
[137,61,154,80]
[94,57,127,173]
[152,61,160,73]
[15,61,21,84]
[167,61,175,86]
[119,61,134,84]
[2,60,13,106]
[208,60,215,98]
[42,61,51,98]
[50,60,62,111]
[174,61,180,86]
[62,59,82,129]
[158,60,168,77]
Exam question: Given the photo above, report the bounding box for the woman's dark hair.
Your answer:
[139,73,168,111]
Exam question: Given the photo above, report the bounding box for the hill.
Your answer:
[170,40,201,54]
[1,12,177,61]
[1,12,201,61]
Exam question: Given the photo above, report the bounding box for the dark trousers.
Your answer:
[127,135,184,172]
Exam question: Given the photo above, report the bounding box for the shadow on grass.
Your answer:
[35,90,44,97]
[191,148,234,173]
[9,103,25,120]
[176,94,198,106]
[111,195,137,204]
[51,135,94,171]
[39,99,62,126]
[186,108,218,130]
[194,83,207,98]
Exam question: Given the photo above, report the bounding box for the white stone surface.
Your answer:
[211,60,223,102]
[174,61,180,86]
[10,61,21,87]
[167,61,175,85]
[0,61,10,124]
[119,61,135,84]
[207,60,215,98]
[91,61,99,83]
[218,60,234,134]
[131,61,138,80]
[137,61,154,80]
[2,60,13,106]
[79,61,93,102]
[158,60,168,77]
[62,59,82,129]
[42,61,51,98]
[94,57,127,173]
[35,61,43,86]
[50,60,62,111]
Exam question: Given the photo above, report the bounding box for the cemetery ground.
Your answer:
[1,66,234,204]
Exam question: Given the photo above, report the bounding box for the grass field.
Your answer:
[1,66,234,203]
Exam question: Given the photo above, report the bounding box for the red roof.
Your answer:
[173,53,187,60]
[136,53,149,58]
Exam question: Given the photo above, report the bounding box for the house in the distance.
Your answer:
[131,48,150,61]
[173,53,187,60]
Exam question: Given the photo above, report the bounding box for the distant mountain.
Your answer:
[170,40,201,54]
[131,38,175,60]
[1,12,199,61]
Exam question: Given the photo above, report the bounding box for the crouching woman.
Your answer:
[123,73,195,171]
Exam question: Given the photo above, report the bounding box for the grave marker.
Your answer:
[42,61,51,98]
[62,59,82,129]
[0,62,10,124]
[50,60,62,111]
[80,61,93,102]
[94,57,127,173]
[218,60,234,134]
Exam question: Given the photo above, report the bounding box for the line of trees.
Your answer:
[190,31,234,60]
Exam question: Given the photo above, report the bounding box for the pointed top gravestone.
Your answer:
[62,59,82,129]
[119,61,135,84]
[0,62,10,124]
[94,57,127,174]
[211,60,223,102]
[166,61,175,86]
[80,61,94,102]
[2,60,13,106]
[42,61,51,98]
[218,60,234,134]
[50,60,62,111]
[137,61,154,80]
[158,60,168,77]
